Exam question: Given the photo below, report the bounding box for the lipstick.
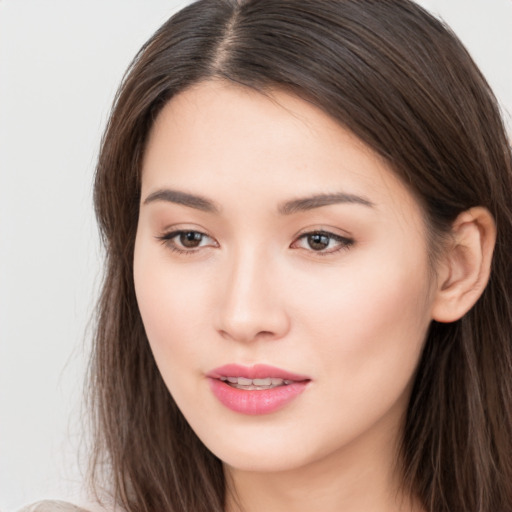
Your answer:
[207,364,310,415]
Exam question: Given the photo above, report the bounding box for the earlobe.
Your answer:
[431,207,496,323]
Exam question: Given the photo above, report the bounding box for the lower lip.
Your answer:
[208,378,308,415]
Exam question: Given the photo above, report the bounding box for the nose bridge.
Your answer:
[215,242,289,342]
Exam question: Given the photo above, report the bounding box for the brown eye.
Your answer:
[307,233,330,251]
[291,230,354,254]
[179,231,204,248]
[157,229,217,254]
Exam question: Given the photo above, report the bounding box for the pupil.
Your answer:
[308,233,329,250]
[180,231,202,248]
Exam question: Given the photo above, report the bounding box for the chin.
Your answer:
[195,426,328,474]
[218,448,308,473]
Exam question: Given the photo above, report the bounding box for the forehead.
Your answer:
[141,80,422,223]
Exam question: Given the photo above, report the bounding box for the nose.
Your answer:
[214,247,290,343]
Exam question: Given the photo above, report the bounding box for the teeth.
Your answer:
[253,378,272,386]
[219,376,291,389]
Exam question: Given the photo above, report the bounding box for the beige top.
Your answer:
[18,500,116,512]
[18,502,90,512]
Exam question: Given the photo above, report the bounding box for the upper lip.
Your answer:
[206,364,310,382]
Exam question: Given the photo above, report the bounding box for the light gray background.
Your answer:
[0,1,511,510]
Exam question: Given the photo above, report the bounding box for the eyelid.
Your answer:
[292,223,353,239]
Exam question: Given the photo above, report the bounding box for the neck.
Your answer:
[225,457,421,512]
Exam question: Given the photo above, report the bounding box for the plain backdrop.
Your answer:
[0,1,511,510]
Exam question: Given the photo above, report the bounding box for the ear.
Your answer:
[431,207,496,323]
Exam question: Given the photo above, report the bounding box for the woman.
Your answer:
[22,0,512,511]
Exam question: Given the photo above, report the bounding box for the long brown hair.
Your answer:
[89,1,512,511]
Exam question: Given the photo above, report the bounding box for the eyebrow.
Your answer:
[278,192,374,215]
[143,189,220,213]
[142,188,374,215]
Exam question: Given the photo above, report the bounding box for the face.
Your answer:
[134,80,438,474]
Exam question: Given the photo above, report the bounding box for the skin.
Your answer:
[133,80,493,512]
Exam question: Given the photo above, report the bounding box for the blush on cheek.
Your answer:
[300,264,430,377]
[134,261,209,367]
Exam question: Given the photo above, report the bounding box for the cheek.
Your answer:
[292,248,432,397]
[133,239,211,381]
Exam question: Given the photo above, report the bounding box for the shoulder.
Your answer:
[18,502,91,512]
[17,500,116,512]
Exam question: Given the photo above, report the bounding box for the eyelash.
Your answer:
[292,231,354,255]
[156,229,354,256]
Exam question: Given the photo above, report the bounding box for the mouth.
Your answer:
[207,363,310,387]
[206,364,311,415]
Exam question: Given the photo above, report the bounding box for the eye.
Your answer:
[291,230,354,254]
[157,229,218,254]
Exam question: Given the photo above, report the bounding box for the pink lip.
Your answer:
[207,364,311,415]
[207,364,310,381]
